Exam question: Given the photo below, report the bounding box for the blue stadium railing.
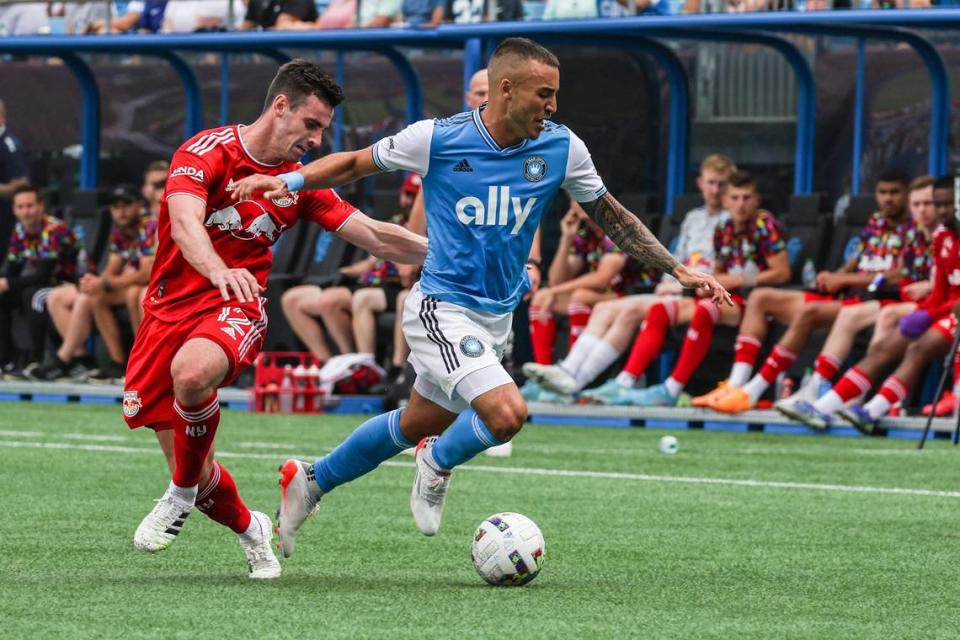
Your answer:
[0,9,957,207]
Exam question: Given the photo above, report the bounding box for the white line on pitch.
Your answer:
[1,438,959,500]
[62,433,128,442]
[0,430,43,438]
[236,441,302,449]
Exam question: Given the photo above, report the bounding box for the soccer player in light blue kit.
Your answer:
[234,38,730,556]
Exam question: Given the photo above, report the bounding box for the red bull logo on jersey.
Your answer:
[205,201,285,242]
[455,186,536,235]
[122,391,142,418]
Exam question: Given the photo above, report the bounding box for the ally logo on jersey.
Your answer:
[456,186,536,235]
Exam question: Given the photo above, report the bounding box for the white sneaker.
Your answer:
[522,362,577,395]
[484,440,513,457]
[133,495,193,553]
[240,511,282,579]
[277,459,321,559]
[410,437,451,536]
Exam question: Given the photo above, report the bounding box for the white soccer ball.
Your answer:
[471,512,545,586]
[659,435,679,454]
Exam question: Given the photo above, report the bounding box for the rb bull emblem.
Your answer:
[205,201,285,242]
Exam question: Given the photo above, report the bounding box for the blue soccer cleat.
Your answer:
[774,398,834,431]
[620,383,679,408]
[838,404,880,436]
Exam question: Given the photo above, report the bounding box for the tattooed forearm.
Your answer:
[581,193,681,274]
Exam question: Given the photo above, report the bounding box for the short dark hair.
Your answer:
[876,168,910,186]
[264,59,344,112]
[144,160,169,175]
[490,38,560,70]
[934,175,955,192]
[12,183,39,200]
[727,170,756,191]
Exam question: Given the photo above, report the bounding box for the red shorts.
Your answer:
[803,291,864,307]
[933,315,957,341]
[122,299,268,431]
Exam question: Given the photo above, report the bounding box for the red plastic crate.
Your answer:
[249,351,325,414]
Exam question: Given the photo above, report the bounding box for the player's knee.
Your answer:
[694,298,719,322]
[483,398,527,441]
[171,358,218,398]
[280,288,300,312]
[569,288,593,305]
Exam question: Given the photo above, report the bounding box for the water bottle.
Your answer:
[800,368,812,393]
[867,273,885,294]
[307,363,322,412]
[780,375,795,400]
[802,259,816,290]
[293,364,307,412]
[279,365,294,414]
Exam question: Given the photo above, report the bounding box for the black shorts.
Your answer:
[346,282,405,313]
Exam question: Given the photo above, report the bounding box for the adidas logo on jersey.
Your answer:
[453,159,473,172]
[225,178,237,192]
[456,186,536,235]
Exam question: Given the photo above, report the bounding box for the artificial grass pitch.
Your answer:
[1,402,959,639]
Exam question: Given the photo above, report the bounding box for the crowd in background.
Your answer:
[0,0,953,36]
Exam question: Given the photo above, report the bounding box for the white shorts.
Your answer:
[403,282,514,413]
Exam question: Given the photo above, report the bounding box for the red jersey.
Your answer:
[918,224,960,321]
[144,125,356,321]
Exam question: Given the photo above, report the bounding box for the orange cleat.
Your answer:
[922,390,956,417]
[708,387,754,414]
[692,380,731,407]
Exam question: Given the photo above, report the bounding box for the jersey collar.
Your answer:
[236,124,282,167]
[473,104,529,154]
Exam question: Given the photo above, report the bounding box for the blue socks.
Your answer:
[431,409,504,470]
[313,409,412,493]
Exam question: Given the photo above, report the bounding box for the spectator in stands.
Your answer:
[361,0,403,25]
[528,195,646,366]
[701,168,912,413]
[0,99,29,258]
[36,184,157,383]
[0,2,49,35]
[775,175,940,427]
[444,0,524,22]
[316,0,357,27]
[542,0,598,18]
[0,184,78,379]
[782,176,957,429]
[242,0,318,29]
[162,0,233,32]
[402,0,444,26]
[68,1,167,34]
[522,154,736,402]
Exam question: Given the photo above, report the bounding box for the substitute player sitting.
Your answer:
[233,38,729,557]
[125,60,428,579]
[700,169,913,413]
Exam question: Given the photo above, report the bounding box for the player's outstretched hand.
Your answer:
[672,264,733,306]
[232,174,288,201]
[210,267,263,303]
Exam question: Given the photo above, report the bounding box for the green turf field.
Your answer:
[2,402,959,639]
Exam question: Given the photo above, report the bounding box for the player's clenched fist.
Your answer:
[210,267,263,303]
[232,174,288,201]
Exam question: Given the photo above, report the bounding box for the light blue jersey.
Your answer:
[372,105,607,314]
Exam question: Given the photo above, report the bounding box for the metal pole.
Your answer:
[852,38,865,196]
[61,54,101,189]
[220,53,230,126]
[334,51,345,153]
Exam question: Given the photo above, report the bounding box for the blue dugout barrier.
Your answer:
[0,10,955,198]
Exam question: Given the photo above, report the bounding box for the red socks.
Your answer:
[814,353,841,382]
[832,366,874,403]
[196,462,252,534]
[623,301,673,378]
[567,303,592,349]
[529,306,556,364]
[878,376,909,405]
[734,333,762,368]
[757,345,798,384]
[172,393,221,488]
[671,301,717,386]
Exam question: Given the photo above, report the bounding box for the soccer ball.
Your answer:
[471,512,545,586]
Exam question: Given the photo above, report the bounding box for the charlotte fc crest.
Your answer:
[523,156,547,182]
[459,336,485,358]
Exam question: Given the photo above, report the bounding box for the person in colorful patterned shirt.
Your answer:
[775,175,939,428]
[528,194,627,364]
[0,184,78,378]
[34,184,158,383]
[703,168,912,413]
[588,170,790,406]
[523,153,736,402]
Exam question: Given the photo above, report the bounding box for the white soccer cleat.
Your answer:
[133,495,193,553]
[411,436,451,536]
[484,440,513,457]
[240,511,282,580]
[522,362,578,396]
[276,459,321,559]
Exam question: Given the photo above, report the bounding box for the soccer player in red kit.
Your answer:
[123,59,428,579]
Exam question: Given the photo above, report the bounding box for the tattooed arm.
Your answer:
[580,192,733,306]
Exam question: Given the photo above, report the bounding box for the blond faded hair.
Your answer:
[908,175,935,193]
[700,154,736,177]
